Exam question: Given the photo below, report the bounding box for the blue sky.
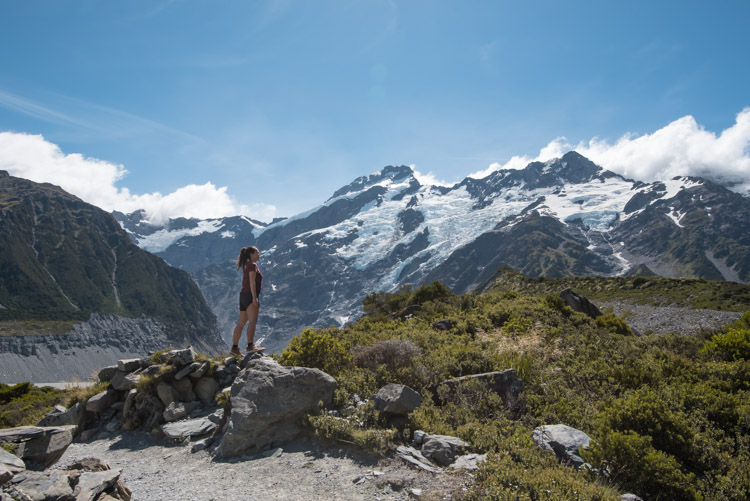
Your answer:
[1,0,749,222]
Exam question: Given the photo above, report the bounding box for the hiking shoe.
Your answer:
[246,344,263,352]
[230,345,242,356]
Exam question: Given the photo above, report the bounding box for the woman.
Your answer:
[231,246,263,356]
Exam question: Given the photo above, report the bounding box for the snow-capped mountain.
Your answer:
[115,151,750,353]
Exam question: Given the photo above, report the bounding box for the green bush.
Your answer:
[583,430,700,500]
[597,388,694,460]
[280,327,352,376]
[595,312,633,335]
[701,327,750,361]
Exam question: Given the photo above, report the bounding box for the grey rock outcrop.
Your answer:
[435,368,524,412]
[87,391,115,413]
[395,446,442,474]
[194,377,219,403]
[532,424,591,469]
[2,457,131,501]
[37,402,84,429]
[0,425,75,469]
[421,435,469,467]
[560,288,603,319]
[373,384,421,416]
[217,357,337,458]
[1,448,25,482]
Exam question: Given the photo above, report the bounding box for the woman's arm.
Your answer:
[249,270,258,303]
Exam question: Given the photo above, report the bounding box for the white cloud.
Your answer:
[410,165,451,187]
[472,108,750,194]
[0,132,275,224]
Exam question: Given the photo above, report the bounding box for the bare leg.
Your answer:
[232,310,248,346]
[245,302,260,347]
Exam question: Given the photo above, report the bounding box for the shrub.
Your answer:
[701,327,750,361]
[409,281,452,305]
[351,339,421,371]
[583,430,700,500]
[0,383,67,428]
[595,312,633,335]
[597,388,694,460]
[280,327,352,376]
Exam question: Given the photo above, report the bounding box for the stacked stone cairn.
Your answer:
[86,347,241,445]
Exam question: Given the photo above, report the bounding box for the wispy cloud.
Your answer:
[0,88,202,144]
[471,108,750,193]
[0,132,275,224]
[0,90,88,129]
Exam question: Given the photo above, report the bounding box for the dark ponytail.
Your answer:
[236,246,259,269]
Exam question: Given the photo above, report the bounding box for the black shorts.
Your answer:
[239,291,259,311]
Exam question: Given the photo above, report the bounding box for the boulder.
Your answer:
[159,347,196,367]
[14,425,75,469]
[194,377,219,403]
[110,370,140,391]
[163,402,189,422]
[217,357,337,458]
[189,361,210,379]
[75,469,122,500]
[432,319,455,331]
[37,402,84,429]
[172,378,196,402]
[435,369,524,412]
[412,430,427,447]
[86,391,114,413]
[161,417,216,440]
[532,424,591,469]
[123,389,137,416]
[175,362,200,380]
[1,448,25,482]
[117,358,142,373]
[4,470,76,499]
[450,453,487,471]
[97,365,118,383]
[156,382,178,407]
[421,435,469,466]
[560,288,602,319]
[621,495,644,501]
[373,384,421,416]
[399,304,422,320]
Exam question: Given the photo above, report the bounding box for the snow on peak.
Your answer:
[137,219,225,253]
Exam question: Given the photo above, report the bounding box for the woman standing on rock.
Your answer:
[231,246,263,356]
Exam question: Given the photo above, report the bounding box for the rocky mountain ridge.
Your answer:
[114,152,750,353]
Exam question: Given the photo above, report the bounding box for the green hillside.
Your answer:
[281,279,750,500]
[0,171,216,334]
[478,266,750,311]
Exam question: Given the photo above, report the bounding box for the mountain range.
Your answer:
[114,151,750,353]
[0,170,224,382]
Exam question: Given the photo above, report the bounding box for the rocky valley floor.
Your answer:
[57,433,470,501]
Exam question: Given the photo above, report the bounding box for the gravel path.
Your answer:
[57,433,469,501]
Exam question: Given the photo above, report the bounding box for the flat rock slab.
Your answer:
[161,418,216,440]
[395,446,442,474]
[0,425,74,443]
[0,447,26,471]
[76,469,122,501]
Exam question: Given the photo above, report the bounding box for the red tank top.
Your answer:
[241,262,262,295]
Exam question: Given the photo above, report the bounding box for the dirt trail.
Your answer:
[57,432,469,501]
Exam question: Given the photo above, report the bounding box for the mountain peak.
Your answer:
[329,165,417,201]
